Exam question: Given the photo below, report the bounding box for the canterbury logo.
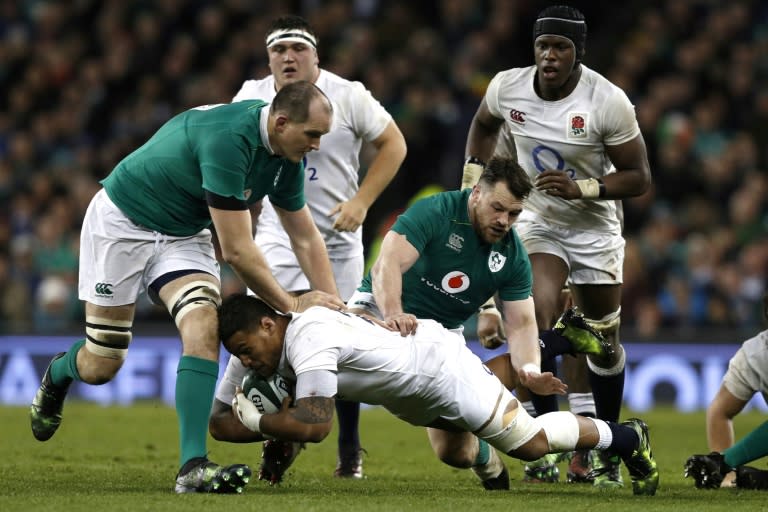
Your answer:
[509,109,526,124]
[95,283,113,295]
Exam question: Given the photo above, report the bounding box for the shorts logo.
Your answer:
[488,251,506,272]
[446,233,464,252]
[95,282,114,297]
[243,189,252,200]
[568,113,587,138]
[441,271,470,294]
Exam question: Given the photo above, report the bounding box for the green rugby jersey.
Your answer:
[359,189,532,329]
[101,100,304,236]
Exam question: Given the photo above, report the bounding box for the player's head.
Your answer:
[469,156,532,244]
[269,80,333,163]
[218,294,288,377]
[532,5,586,90]
[266,15,320,88]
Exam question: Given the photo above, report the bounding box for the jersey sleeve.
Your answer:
[496,232,533,302]
[198,132,252,200]
[483,71,506,120]
[231,80,255,102]
[214,354,249,405]
[344,81,393,141]
[601,87,641,146]
[389,196,439,253]
[267,161,306,212]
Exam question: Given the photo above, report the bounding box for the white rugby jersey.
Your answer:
[215,306,503,429]
[233,70,392,257]
[485,65,640,233]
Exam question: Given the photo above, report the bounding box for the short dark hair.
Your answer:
[217,294,280,351]
[478,156,533,200]
[266,15,317,44]
[270,80,332,122]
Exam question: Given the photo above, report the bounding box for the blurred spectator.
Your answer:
[0,0,765,339]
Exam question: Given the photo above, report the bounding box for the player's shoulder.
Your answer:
[491,66,535,86]
[580,65,631,102]
[232,76,276,102]
[316,69,371,101]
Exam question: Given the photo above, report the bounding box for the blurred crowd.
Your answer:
[1,0,766,339]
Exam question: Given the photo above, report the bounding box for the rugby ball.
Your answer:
[241,370,294,414]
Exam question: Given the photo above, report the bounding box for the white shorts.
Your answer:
[514,211,624,285]
[78,189,219,306]
[723,330,768,402]
[405,328,536,448]
[255,240,363,301]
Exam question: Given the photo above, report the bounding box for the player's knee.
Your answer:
[167,280,221,328]
[82,316,132,384]
[432,440,476,468]
[585,308,623,368]
[474,394,542,457]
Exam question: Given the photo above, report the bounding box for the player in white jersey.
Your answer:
[216,294,659,496]
[685,292,768,490]
[462,5,651,487]
[210,15,406,482]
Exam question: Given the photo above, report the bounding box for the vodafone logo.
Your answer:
[441,271,470,294]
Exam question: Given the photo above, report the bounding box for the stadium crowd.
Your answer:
[1,0,767,339]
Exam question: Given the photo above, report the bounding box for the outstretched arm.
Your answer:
[370,231,420,335]
[502,296,566,396]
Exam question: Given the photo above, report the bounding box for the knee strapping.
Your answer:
[474,391,541,453]
[585,307,621,334]
[588,344,625,376]
[85,316,132,360]
[167,280,221,326]
[536,411,580,452]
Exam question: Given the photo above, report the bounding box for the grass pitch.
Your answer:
[2,403,766,511]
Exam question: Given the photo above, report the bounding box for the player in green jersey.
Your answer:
[346,155,613,490]
[29,81,345,494]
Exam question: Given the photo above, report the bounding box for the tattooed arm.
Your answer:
[259,396,335,443]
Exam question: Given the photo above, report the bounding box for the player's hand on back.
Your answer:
[294,291,346,312]
[329,197,367,232]
[535,170,580,199]
[384,312,418,336]
[517,368,568,396]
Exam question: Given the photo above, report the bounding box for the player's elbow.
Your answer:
[303,421,334,443]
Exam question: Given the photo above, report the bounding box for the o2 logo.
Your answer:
[303,156,319,181]
[531,145,575,178]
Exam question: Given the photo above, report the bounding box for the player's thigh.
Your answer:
[528,253,570,327]
[78,189,155,306]
[484,354,518,390]
[331,255,364,301]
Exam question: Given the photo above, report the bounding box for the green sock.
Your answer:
[724,420,768,468]
[473,438,491,467]
[49,339,85,387]
[176,355,219,468]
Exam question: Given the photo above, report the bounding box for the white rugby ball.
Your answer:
[241,370,293,414]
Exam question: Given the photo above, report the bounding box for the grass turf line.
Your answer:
[2,403,767,511]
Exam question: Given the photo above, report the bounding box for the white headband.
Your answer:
[266,29,317,49]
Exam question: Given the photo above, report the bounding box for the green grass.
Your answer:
[2,403,767,511]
